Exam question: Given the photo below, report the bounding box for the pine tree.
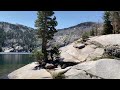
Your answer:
[109,11,120,34]
[102,11,113,35]
[35,11,58,62]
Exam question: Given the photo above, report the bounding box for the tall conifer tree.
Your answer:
[103,11,113,35]
[35,11,58,62]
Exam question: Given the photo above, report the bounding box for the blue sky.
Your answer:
[0,11,104,29]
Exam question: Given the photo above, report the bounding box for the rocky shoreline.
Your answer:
[7,34,120,79]
[8,59,120,79]
[8,62,72,79]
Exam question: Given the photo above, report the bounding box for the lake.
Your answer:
[0,53,34,79]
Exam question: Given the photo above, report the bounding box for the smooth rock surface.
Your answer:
[60,43,81,63]
[8,62,52,79]
[86,48,104,61]
[65,59,120,79]
[60,34,120,63]
[89,34,120,47]
[60,42,104,62]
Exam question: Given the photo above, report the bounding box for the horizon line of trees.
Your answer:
[101,11,120,35]
[88,11,120,37]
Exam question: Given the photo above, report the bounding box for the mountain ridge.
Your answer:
[58,22,97,31]
[0,21,101,30]
[0,21,103,52]
[0,21,35,31]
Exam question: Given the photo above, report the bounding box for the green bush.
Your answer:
[53,46,61,57]
[31,49,44,62]
[50,45,61,59]
[81,32,89,42]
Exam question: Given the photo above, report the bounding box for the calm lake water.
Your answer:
[0,53,33,79]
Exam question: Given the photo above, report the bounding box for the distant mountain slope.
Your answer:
[0,22,38,51]
[0,21,103,52]
[52,22,103,47]
[0,22,34,32]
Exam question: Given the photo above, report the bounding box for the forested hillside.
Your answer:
[0,21,102,52]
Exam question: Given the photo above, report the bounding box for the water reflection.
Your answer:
[0,54,33,78]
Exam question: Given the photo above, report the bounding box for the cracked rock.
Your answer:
[64,59,120,79]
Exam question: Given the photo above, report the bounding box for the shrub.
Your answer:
[48,45,61,61]
[104,45,120,58]
[81,32,89,42]
[53,46,61,58]
[50,72,65,79]
[90,29,95,36]
[31,49,44,62]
